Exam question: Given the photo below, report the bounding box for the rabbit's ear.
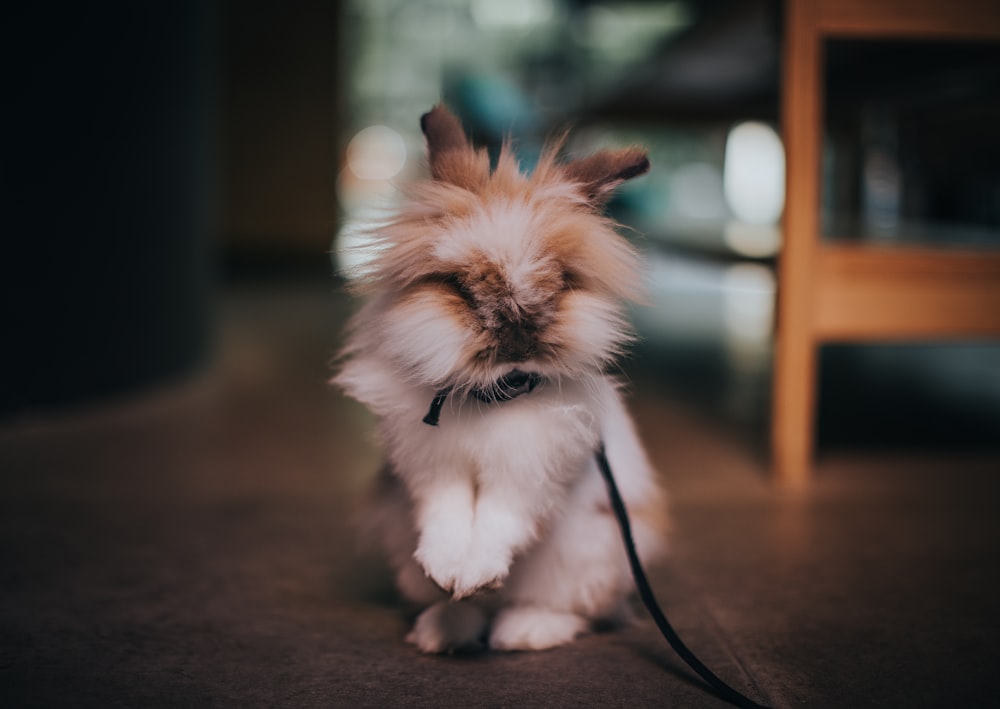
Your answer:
[421,104,477,183]
[564,147,650,206]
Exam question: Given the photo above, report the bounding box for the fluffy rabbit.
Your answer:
[335,105,666,653]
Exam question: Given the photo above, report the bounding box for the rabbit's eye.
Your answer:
[431,273,476,306]
[561,269,581,291]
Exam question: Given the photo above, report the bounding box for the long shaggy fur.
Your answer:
[335,105,666,653]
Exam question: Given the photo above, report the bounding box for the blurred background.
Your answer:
[3,2,1000,706]
[5,0,998,452]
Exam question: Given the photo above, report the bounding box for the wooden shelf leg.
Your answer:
[772,327,817,484]
[772,0,822,483]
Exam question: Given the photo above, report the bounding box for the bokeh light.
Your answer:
[346,125,408,182]
[723,121,785,225]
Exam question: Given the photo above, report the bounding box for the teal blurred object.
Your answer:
[452,74,544,169]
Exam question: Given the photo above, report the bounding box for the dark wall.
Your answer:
[3,3,218,418]
[220,0,342,258]
[3,1,345,418]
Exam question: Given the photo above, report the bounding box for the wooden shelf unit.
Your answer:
[772,0,1000,483]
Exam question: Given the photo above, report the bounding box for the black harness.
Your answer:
[422,369,541,426]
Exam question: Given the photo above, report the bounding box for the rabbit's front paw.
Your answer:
[450,550,511,599]
[413,526,470,594]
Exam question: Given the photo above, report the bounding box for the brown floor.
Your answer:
[2,278,999,708]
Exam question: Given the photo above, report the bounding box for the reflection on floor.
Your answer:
[1,274,998,708]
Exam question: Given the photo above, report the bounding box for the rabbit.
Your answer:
[334,105,666,653]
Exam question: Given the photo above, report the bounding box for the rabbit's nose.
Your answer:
[496,319,536,362]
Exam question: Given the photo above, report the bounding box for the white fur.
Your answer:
[334,113,665,652]
[336,356,665,651]
[489,606,588,651]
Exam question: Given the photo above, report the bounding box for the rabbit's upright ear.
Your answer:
[564,147,650,206]
[421,105,468,160]
[420,104,482,185]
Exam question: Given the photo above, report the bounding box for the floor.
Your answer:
[2,275,999,708]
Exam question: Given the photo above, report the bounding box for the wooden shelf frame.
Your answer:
[772,0,1000,483]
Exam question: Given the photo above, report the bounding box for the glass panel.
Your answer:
[822,39,1000,247]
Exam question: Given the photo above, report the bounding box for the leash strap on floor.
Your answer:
[595,443,772,709]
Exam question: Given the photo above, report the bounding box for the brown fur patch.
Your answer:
[533,207,644,303]
[350,106,650,378]
[361,130,646,299]
[398,277,477,331]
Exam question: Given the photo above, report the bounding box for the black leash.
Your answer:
[422,383,770,708]
[596,443,771,709]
